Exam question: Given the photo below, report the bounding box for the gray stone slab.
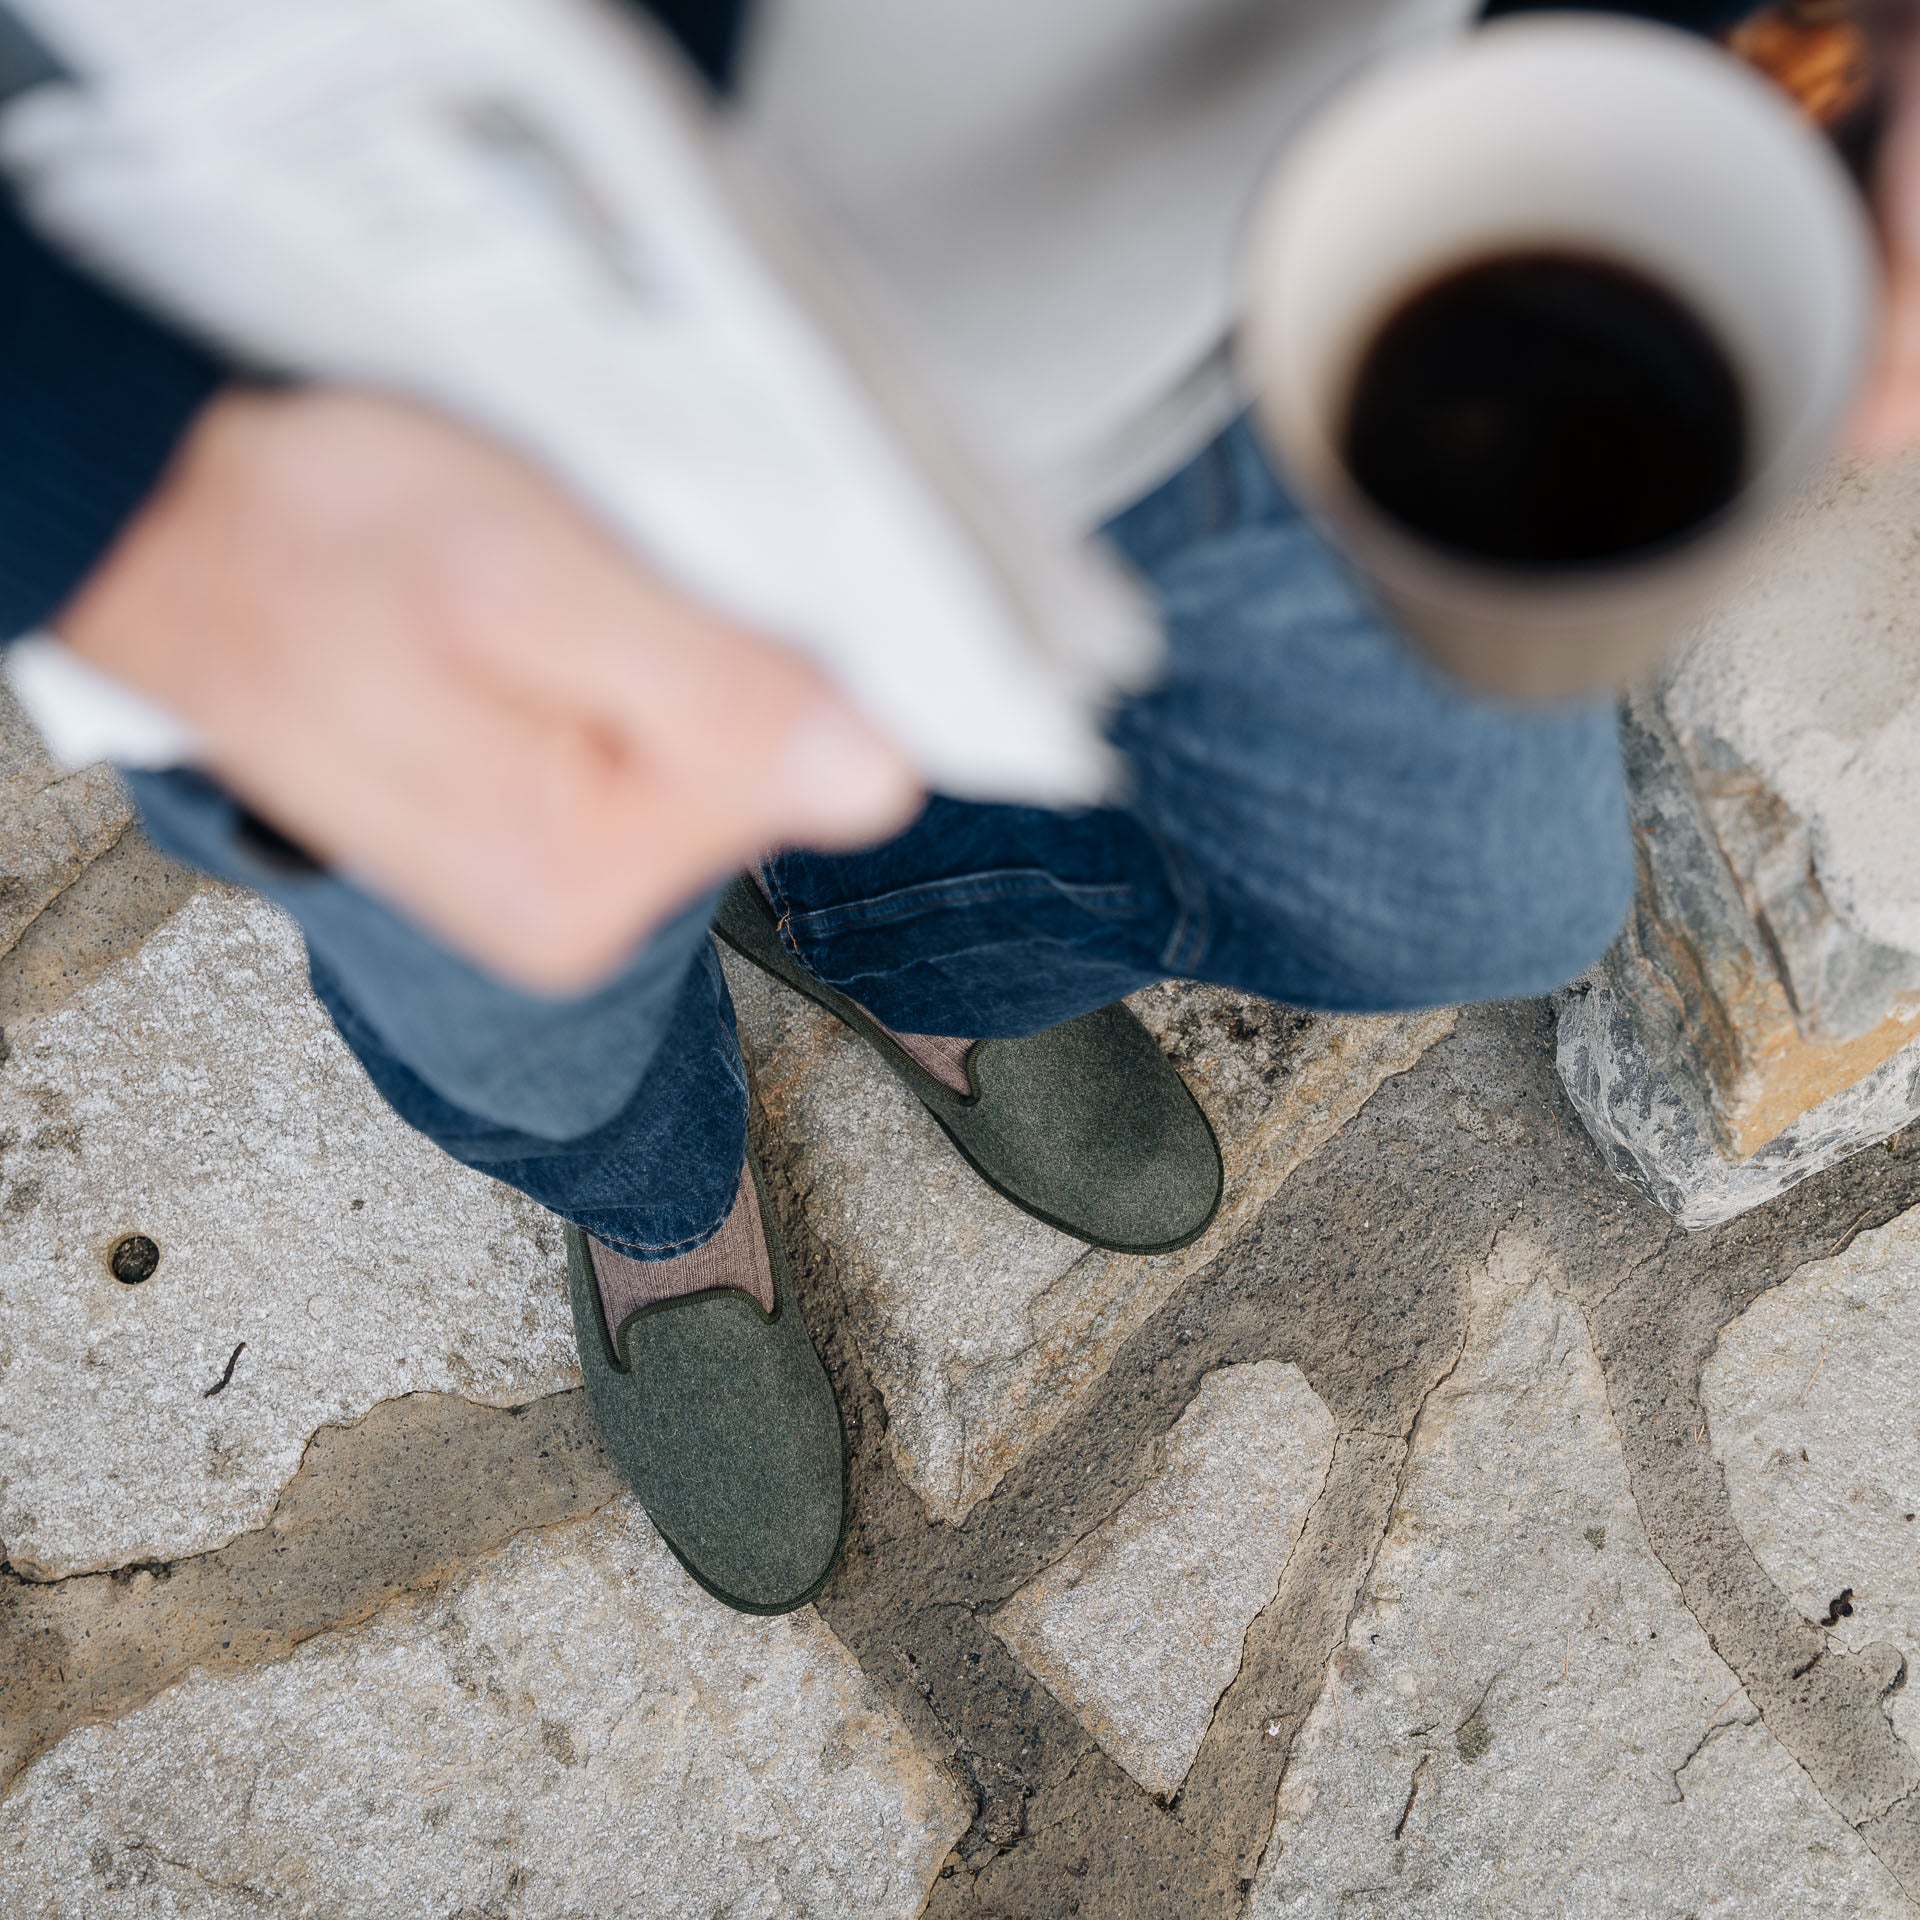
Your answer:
[1,1390,625,1792]
[0,888,575,1578]
[991,1359,1334,1798]
[1666,457,1920,1003]
[0,761,131,960]
[1556,462,1920,1226]
[1704,1206,1920,1756]
[1251,1234,1912,1918]
[729,954,1451,1523]
[1558,972,1920,1230]
[0,1499,970,1919]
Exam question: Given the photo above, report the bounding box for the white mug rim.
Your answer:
[1235,12,1881,599]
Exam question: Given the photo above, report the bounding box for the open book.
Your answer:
[0,0,1156,800]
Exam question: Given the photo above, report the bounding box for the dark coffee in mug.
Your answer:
[1342,251,1748,568]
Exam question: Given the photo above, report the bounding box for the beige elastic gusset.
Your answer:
[890,1028,974,1094]
[589,1167,776,1330]
[749,866,975,1094]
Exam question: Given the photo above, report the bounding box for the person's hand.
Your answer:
[1858,5,1920,452]
[55,387,921,994]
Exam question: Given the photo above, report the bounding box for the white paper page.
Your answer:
[0,0,1157,800]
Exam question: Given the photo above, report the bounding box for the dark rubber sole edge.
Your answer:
[918,1100,1223,1258]
[564,1210,851,1619]
[715,879,1224,1257]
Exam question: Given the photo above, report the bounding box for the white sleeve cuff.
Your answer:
[5,631,201,771]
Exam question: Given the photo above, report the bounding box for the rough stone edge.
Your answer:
[0,1388,625,1792]
[926,1004,1458,1528]
[0,764,134,961]
[1680,717,1920,1047]
[1556,972,1920,1229]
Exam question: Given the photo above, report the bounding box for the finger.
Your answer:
[324,697,905,995]
[1853,15,1920,451]
[428,488,922,845]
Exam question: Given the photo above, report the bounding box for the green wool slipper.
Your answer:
[566,1155,847,1616]
[715,875,1223,1255]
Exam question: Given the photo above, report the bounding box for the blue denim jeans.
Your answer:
[127,418,1632,1260]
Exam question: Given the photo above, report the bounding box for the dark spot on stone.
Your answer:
[979,1791,1027,1846]
[107,1559,173,1586]
[109,1234,159,1285]
[1455,1712,1492,1764]
[351,1198,365,1211]
[2,1175,44,1220]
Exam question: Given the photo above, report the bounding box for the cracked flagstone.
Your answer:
[1252,1235,1912,1919]
[0,1500,971,1920]
[729,954,1451,1523]
[0,760,131,960]
[0,888,575,1578]
[0,680,129,964]
[1704,1205,1920,1756]
[991,1360,1335,1798]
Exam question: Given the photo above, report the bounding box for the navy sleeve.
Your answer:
[0,193,224,637]
[0,0,732,645]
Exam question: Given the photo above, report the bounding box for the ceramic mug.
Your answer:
[1238,14,1879,701]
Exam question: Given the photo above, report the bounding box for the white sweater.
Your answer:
[741,0,1474,521]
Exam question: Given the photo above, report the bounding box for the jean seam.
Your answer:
[759,859,810,972]
[788,870,1142,939]
[589,1212,731,1258]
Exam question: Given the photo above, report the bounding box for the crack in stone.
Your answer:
[124,1839,276,1909]
[16,1000,1920,1918]
[1391,1751,1431,1839]
[1669,1702,1763,1803]
[1562,1097,1920,1891]
[0,1388,623,1790]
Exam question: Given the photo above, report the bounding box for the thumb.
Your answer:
[626,612,926,861]
[1853,20,1920,453]
[761,692,927,849]
[614,670,923,936]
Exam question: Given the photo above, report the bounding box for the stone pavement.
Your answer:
[1561,456,1920,1227]
[9,700,1920,1915]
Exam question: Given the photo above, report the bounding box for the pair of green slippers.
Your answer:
[566,874,1223,1614]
